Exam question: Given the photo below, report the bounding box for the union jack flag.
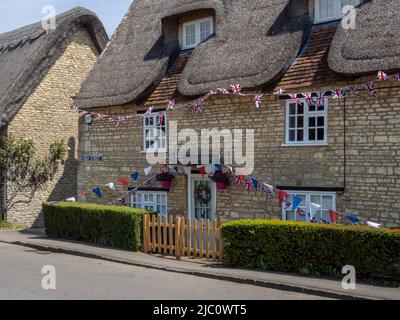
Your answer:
[314,92,325,107]
[193,100,203,113]
[303,92,315,106]
[157,113,164,126]
[167,99,175,112]
[94,113,106,121]
[255,94,264,108]
[143,106,153,117]
[273,88,286,95]
[364,82,377,97]
[204,90,217,101]
[245,178,253,192]
[283,200,292,210]
[230,84,241,94]
[235,175,245,184]
[377,71,389,81]
[78,110,88,118]
[110,115,127,128]
[261,183,274,198]
[289,94,302,106]
[348,85,361,97]
[217,88,230,95]
[332,88,345,100]
[296,207,307,217]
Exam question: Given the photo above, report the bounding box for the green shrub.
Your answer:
[222,220,400,283]
[43,202,149,251]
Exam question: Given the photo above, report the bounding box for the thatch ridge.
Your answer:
[75,0,311,108]
[0,7,108,128]
[328,0,400,74]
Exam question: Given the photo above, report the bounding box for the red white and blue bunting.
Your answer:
[72,71,400,128]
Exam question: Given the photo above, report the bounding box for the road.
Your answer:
[0,242,328,300]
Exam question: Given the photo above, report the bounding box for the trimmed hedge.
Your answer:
[43,202,149,251]
[222,220,400,283]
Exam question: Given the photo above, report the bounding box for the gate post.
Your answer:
[175,216,181,260]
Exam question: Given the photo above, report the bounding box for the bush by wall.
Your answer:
[222,220,400,283]
[43,202,149,251]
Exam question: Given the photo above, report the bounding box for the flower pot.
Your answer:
[161,180,172,189]
[216,182,227,190]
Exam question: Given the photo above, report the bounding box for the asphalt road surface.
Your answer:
[0,242,328,300]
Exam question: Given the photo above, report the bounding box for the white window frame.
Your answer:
[314,0,361,24]
[281,191,336,223]
[284,96,328,146]
[182,17,214,50]
[131,191,168,216]
[143,111,167,153]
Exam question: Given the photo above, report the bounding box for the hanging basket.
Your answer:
[161,180,172,189]
[216,182,228,190]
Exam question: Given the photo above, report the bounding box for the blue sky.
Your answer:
[0,0,133,35]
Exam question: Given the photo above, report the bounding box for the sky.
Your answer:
[0,0,133,36]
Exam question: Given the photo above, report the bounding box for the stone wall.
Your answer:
[6,28,100,227]
[78,77,400,227]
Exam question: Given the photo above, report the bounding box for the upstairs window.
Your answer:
[315,0,361,23]
[182,17,214,50]
[285,97,328,146]
[143,111,167,152]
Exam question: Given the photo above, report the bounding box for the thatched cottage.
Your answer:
[0,7,108,226]
[75,0,400,227]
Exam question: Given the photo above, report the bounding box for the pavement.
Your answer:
[1,242,327,300]
[0,229,399,300]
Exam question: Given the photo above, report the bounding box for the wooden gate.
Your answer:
[142,214,223,261]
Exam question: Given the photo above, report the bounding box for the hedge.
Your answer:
[222,220,400,283]
[43,202,149,251]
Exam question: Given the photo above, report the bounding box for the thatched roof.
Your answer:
[328,0,400,74]
[75,0,311,108]
[0,7,108,128]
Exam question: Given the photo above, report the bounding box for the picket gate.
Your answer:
[142,214,223,261]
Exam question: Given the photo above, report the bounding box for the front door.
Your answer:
[188,175,216,250]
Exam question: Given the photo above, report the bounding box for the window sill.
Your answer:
[141,150,168,154]
[281,143,329,147]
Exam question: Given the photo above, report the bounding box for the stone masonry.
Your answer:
[78,76,400,227]
[6,28,100,227]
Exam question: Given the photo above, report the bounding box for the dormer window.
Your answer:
[314,0,361,23]
[182,17,214,50]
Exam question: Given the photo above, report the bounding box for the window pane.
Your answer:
[200,20,211,41]
[185,24,196,46]
[319,0,335,19]
[317,117,325,127]
[309,117,316,127]
[289,130,296,142]
[297,104,304,114]
[317,128,325,140]
[309,128,316,141]
[289,104,296,115]
[289,117,296,128]
[297,116,304,128]
[297,130,304,141]
[309,104,316,112]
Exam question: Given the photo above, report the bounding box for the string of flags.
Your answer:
[72,71,400,128]
[69,161,385,229]
[278,192,382,228]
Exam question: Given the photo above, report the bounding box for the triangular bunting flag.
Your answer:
[367,221,382,229]
[346,215,360,224]
[291,196,303,212]
[106,182,116,191]
[131,172,139,181]
[309,203,321,220]
[144,166,152,176]
[329,209,341,224]
[92,187,102,198]
[277,190,288,206]
[119,178,129,187]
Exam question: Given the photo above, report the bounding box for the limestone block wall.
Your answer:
[6,28,100,227]
[78,78,400,227]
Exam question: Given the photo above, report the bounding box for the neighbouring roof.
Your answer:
[276,23,355,90]
[328,0,400,74]
[0,7,108,128]
[75,0,311,108]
